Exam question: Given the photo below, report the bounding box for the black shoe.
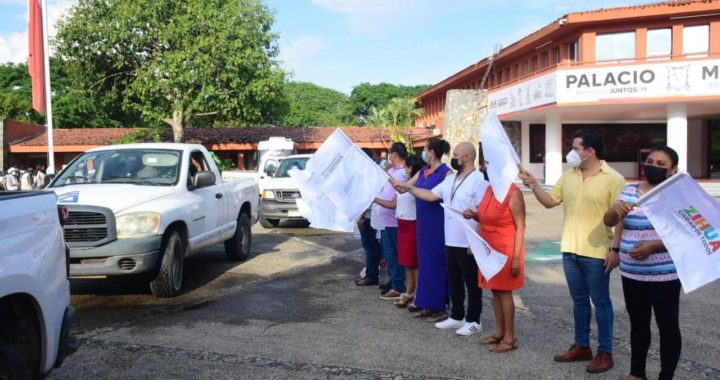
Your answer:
[355,278,379,286]
[379,282,392,291]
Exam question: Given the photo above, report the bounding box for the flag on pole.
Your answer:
[28,0,46,115]
[441,203,507,280]
[637,172,720,293]
[481,113,520,202]
[288,129,389,232]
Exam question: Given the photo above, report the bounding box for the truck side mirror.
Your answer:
[192,171,216,188]
[264,167,275,176]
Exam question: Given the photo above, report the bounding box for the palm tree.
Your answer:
[366,105,390,149]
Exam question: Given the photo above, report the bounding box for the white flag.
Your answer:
[289,166,354,232]
[481,113,520,203]
[289,129,388,232]
[637,172,720,293]
[441,203,508,280]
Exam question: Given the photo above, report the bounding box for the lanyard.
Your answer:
[450,171,470,202]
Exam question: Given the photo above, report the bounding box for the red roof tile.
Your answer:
[16,128,141,146]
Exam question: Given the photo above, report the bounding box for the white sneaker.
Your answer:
[455,321,483,336]
[434,318,464,330]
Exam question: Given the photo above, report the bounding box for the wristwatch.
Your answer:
[610,247,620,253]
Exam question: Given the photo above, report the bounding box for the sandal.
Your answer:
[407,303,421,313]
[489,339,518,353]
[394,293,415,308]
[478,335,504,345]
[412,309,433,318]
[425,312,449,323]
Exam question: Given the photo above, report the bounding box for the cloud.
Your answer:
[0,0,76,63]
[278,35,325,75]
[311,0,434,37]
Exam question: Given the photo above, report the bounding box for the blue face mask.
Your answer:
[421,150,429,163]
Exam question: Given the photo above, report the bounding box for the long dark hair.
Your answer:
[426,138,450,159]
[405,156,424,177]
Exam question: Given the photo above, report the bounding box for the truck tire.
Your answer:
[258,214,279,228]
[0,341,30,380]
[225,213,251,261]
[150,230,184,298]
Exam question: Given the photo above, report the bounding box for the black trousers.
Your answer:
[446,246,483,323]
[622,276,682,380]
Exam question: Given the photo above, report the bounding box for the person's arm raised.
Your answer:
[518,170,559,209]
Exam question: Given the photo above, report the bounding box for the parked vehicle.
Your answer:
[222,136,296,191]
[0,191,78,379]
[258,154,310,228]
[46,143,259,297]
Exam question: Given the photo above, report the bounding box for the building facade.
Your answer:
[418,0,720,186]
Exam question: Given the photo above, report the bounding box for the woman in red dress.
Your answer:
[464,182,526,353]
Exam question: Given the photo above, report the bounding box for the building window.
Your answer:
[683,24,709,56]
[555,47,561,64]
[522,61,529,76]
[596,31,636,61]
[506,68,511,81]
[530,124,545,163]
[531,56,538,72]
[496,70,502,84]
[542,52,549,68]
[568,41,579,62]
[514,64,519,78]
[647,28,672,58]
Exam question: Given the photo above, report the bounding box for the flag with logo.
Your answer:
[481,113,521,203]
[289,129,388,232]
[291,167,354,232]
[441,203,507,280]
[637,172,720,293]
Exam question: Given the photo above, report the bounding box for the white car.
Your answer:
[46,143,260,297]
[0,191,78,378]
[258,154,310,228]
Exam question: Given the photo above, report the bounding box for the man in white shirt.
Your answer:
[3,168,20,191]
[394,141,488,336]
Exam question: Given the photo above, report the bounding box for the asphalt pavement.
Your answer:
[50,199,720,379]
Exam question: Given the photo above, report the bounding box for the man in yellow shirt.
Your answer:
[520,130,625,374]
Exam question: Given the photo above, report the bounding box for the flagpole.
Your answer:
[41,0,55,174]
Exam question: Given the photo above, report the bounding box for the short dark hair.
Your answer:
[573,130,605,159]
[405,156,424,177]
[361,148,375,160]
[650,145,679,167]
[389,142,408,160]
[426,138,450,159]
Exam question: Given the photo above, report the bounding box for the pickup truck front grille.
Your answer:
[63,206,116,248]
[276,190,301,202]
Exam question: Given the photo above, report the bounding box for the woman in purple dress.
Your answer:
[394,138,451,320]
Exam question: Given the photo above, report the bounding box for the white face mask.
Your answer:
[566,150,582,167]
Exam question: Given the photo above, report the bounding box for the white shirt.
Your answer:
[20,172,33,191]
[431,170,488,248]
[4,174,19,190]
[396,192,416,221]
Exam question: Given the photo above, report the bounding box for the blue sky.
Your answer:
[1,0,653,94]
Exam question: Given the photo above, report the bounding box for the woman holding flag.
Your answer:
[463,146,526,353]
[603,146,681,380]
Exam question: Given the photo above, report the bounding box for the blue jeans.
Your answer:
[360,219,381,282]
[563,252,614,354]
[381,227,405,293]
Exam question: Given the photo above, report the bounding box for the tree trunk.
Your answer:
[171,110,185,143]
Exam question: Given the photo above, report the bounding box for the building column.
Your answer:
[521,121,530,169]
[545,113,563,185]
[667,103,688,173]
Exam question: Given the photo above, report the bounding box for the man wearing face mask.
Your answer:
[519,131,625,374]
[393,141,488,336]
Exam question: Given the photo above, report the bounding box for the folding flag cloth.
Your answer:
[637,172,720,293]
[442,203,507,280]
[481,113,521,203]
[289,129,388,232]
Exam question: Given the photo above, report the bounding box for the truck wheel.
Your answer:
[150,230,184,298]
[259,214,279,228]
[0,341,30,380]
[225,213,251,261]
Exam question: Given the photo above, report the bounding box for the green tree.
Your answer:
[55,0,288,142]
[365,97,424,152]
[0,63,43,123]
[346,82,430,120]
[278,82,348,126]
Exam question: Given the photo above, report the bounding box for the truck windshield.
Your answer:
[273,157,308,178]
[52,149,182,187]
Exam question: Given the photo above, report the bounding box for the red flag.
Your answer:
[28,0,46,116]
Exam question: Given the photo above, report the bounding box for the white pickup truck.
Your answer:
[46,143,259,297]
[0,191,78,378]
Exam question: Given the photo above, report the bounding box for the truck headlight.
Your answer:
[116,212,161,238]
[261,190,275,200]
